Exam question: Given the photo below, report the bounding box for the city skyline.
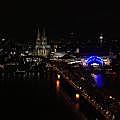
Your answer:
[1,25,120,43]
[0,2,120,119]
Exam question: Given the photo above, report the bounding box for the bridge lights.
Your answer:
[56,80,60,88]
[86,56,104,66]
[57,74,60,79]
[76,93,80,100]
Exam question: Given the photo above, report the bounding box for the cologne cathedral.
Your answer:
[33,27,51,57]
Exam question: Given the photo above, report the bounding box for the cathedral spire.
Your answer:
[37,26,40,41]
[43,27,46,37]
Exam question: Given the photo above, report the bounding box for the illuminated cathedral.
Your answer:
[33,27,51,57]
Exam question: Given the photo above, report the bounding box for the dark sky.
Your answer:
[0,1,120,42]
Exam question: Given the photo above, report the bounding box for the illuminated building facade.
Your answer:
[33,27,51,57]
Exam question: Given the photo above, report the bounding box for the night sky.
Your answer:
[0,1,120,42]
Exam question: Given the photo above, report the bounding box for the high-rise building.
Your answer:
[33,27,51,57]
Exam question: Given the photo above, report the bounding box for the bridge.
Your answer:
[0,55,119,119]
[47,60,119,120]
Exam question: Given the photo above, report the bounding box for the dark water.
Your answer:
[0,70,82,120]
[0,68,106,120]
[93,71,120,97]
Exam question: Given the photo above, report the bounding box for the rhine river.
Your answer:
[0,66,106,120]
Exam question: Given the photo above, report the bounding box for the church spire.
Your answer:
[43,27,46,37]
[37,26,40,41]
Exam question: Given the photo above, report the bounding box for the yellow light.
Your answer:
[74,103,80,110]
[56,80,60,93]
[57,74,60,79]
[76,93,80,100]
[104,58,110,65]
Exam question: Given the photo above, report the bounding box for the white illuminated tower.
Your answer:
[41,28,47,45]
[99,33,103,47]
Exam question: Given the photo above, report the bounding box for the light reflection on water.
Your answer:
[92,73,104,88]
[95,74,104,88]
[54,77,100,120]
[0,69,105,120]
[74,102,80,111]
[56,80,61,94]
